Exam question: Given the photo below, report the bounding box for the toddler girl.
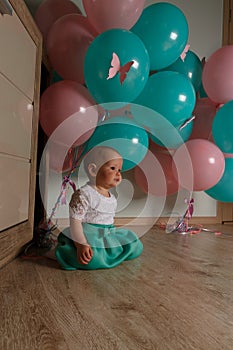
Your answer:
[55,146,143,270]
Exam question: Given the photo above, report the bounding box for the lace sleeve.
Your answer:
[69,189,89,220]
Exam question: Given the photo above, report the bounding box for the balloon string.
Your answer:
[159,196,222,236]
[48,145,86,224]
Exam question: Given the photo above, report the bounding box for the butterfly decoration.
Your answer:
[107,52,134,85]
[180,44,190,62]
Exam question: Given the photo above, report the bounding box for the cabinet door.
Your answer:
[0,0,42,269]
[0,155,31,231]
[0,2,36,100]
[0,73,33,159]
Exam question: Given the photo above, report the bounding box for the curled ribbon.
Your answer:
[60,175,76,205]
[48,145,86,223]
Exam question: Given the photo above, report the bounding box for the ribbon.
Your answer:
[60,175,76,205]
[184,198,194,220]
[223,153,233,158]
[47,144,87,224]
[160,196,222,236]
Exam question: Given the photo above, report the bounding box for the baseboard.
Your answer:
[53,216,222,232]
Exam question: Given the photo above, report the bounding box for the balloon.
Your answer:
[34,0,81,45]
[205,158,233,202]
[84,29,150,105]
[48,142,73,173]
[212,100,233,153]
[83,116,149,171]
[133,71,196,126]
[149,120,193,149]
[109,104,131,119]
[202,45,233,104]
[162,50,202,92]
[134,142,178,196]
[46,14,97,84]
[197,56,208,98]
[198,81,208,98]
[190,98,217,140]
[39,80,98,147]
[173,139,225,191]
[51,70,63,84]
[83,0,145,33]
[132,2,189,70]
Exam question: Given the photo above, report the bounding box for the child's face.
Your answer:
[96,157,123,189]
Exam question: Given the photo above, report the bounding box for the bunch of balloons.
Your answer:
[35,0,233,202]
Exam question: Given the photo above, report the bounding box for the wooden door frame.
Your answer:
[0,0,42,268]
[217,0,233,223]
[223,0,232,45]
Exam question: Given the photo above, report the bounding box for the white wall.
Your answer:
[145,0,223,59]
[117,0,224,219]
[34,0,224,222]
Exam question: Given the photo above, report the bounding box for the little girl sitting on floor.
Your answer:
[55,146,143,270]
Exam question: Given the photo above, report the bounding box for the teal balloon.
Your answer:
[205,158,233,202]
[84,116,149,171]
[161,50,202,92]
[132,2,189,70]
[84,29,150,105]
[133,71,196,126]
[149,120,193,149]
[51,70,63,83]
[212,100,233,153]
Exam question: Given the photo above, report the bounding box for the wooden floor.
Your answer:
[1,224,233,350]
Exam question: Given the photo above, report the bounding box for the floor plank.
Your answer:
[1,224,233,349]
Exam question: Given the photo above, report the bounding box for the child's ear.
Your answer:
[87,163,97,177]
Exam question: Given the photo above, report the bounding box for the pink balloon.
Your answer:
[48,142,73,173]
[46,14,97,84]
[173,139,225,191]
[190,98,217,141]
[39,80,98,147]
[134,141,178,197]
[35,0,82,45]
[83,0,145,33]
[202,45,233,104]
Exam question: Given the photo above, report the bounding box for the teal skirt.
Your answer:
[55,223,143,270]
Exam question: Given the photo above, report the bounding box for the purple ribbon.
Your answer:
[60,175,76,205]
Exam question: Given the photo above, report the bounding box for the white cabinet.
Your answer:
[0,154,31,231]
[0,0,42,268]
[0,73,33,159]
[0,2,36,100]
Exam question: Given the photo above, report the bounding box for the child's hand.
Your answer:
[76,243,93,265]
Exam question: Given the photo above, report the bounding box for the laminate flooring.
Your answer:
[1,224,233,350]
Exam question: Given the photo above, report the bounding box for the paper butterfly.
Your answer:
[180,44,190,62]
[107,52,134,84]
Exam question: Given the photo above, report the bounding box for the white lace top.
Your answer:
[69,183,117,225]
